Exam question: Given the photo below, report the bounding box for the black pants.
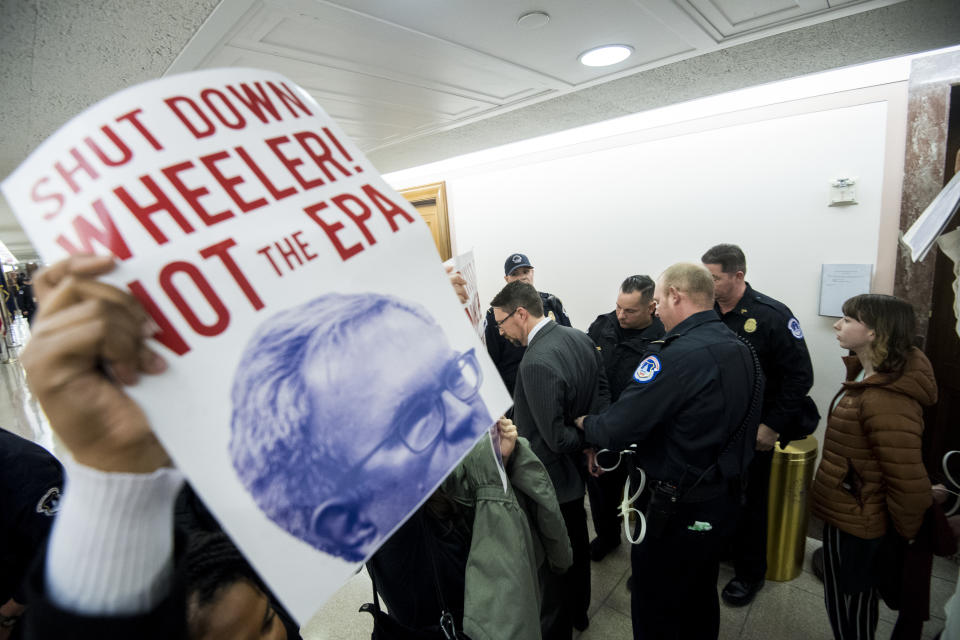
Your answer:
[631,489,737,640]
[586,465,627,546]
[822,523,882,640]
[540,496,591,640]
[731,448,773,583]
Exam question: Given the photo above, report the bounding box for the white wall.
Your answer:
[385,63,910,445]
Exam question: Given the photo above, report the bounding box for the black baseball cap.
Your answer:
[504,253,533,276]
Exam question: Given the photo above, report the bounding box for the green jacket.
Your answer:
[442,436,572,640]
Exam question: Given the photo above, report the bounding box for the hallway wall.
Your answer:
[384,59,913,443]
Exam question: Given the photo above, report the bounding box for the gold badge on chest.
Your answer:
[744,318,757,333]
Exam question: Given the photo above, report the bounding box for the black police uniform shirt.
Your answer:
[0,428,63,605]
[582,310,757,486]
[587,312,665,402]
[484,291,571,395]
[714,283,813,442]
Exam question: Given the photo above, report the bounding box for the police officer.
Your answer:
[484,253,571,395]
[585,275,664,561]
[701,243,816,607]
[576,263,761,640]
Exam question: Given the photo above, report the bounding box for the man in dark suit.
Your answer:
[490,281,608,638]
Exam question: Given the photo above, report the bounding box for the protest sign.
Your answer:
[444,249,484,343]
[1,68,511,622]
[444,249,507,489]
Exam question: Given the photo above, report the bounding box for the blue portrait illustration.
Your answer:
[229,293,492,563]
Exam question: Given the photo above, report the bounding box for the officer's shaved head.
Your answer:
[659,263,715,309]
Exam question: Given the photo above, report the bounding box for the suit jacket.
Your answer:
[512,321,609,503]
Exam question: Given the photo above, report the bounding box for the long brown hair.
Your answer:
[841,294,915,373]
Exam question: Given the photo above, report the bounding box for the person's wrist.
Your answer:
[71,436,170,474]
[73,450,170,474]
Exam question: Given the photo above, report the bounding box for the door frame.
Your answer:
[398,182,452,261]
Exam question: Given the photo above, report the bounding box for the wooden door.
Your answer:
[398,182,452,261]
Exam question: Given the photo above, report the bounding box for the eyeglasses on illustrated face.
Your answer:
[337,348,483,476]
[307,348,483,555]
[328,348,483,484]
[391,348,483,453]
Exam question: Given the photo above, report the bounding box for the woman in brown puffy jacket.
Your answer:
[811,294,937,640]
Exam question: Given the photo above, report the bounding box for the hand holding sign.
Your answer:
[497,416,518,463]
[22,255,169,474]
[445,264,469,304]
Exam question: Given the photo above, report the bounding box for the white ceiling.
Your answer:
[170,0,906,155]
[3,0,960,261]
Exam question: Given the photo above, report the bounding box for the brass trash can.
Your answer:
[765,436,818,582]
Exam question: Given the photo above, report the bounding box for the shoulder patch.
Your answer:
[788,318,804,339]
[633,355,662,384]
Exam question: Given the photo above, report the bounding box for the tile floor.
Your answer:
[300,519,959,640]
[2,356,956,640]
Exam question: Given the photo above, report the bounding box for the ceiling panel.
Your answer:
[231,2,562,102]
[707,0,823,25]
[679,0,843,39]
[168,0,908,155]
[211,48,499,118]
[205,46,552,149]
[314,0,700,85]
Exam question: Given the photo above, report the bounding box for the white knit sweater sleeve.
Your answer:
[45,459,185,615]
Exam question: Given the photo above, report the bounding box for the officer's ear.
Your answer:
[672,285,689,307]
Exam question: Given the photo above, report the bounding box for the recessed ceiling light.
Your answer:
[517,11,550,30]
[579,45,633,67]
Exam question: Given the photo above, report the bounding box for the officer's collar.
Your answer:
[629,316,664,339]
[612,313,661,337]
[713,282,755,315]
[665,309,719,338]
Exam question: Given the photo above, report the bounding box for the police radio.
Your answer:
[645,480,680,539]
